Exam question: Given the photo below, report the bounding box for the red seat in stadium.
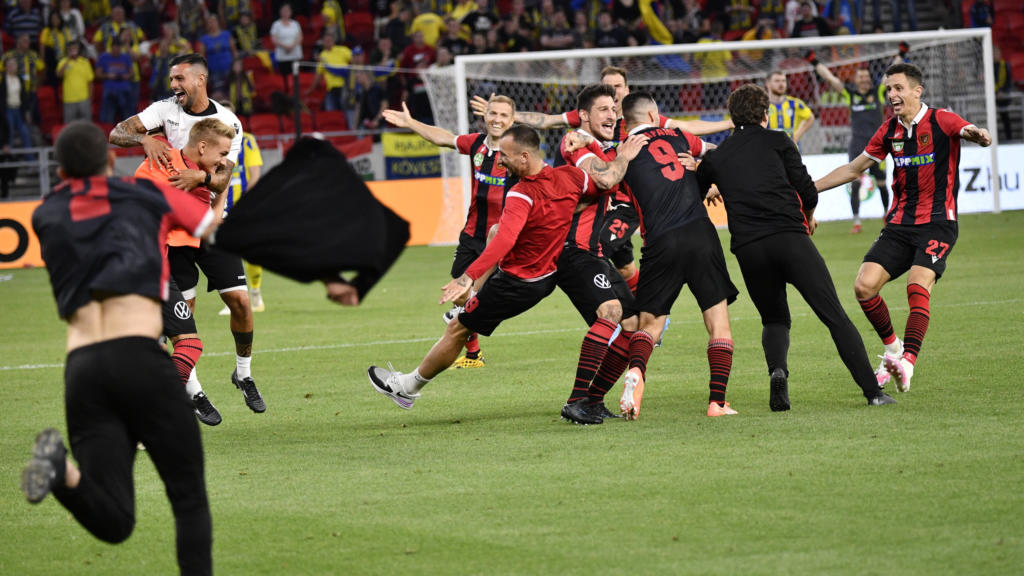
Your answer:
[818,106,849,127]
[679,83,703,112]
[249,113,282,136]
[317,110,348,132]
[345,12,375,48]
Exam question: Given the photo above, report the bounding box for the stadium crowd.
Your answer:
[0,0,1011,149]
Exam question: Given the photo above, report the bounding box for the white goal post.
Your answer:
[421,28,1000,236]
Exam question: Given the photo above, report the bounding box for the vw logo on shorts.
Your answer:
[593,274,611,289]
[174,301,192,320]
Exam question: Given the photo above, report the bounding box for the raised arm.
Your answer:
[815,153,876,192]
[470,94,568,129]
[667,118,733,136]
[962,125,992,147]
[814,62,844,93]
[382,101,457,148]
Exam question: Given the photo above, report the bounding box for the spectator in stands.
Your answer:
[149,22,192,100]
[790,1,832,37]
[759,0,787,31]
[57,40,93,123]
[232,11,259,58]
[40,11,72,87]
[96,39,135,123]
[539,8,575,50]
[449,0,481,24]
[320,0,345,43]
[220,0,254,31]
[5,0,44,46]
[93,6,145,52]
[370,35,402,109]
[739,16,777,65]
[383,1,412,51]
[507,0,537,32]
[354,69,386,137]
[570,11,591,47]
[890,0,917,32]
[785,0,809,34]
[57,0,86,44]
[81,0,111,27]
[680,0,705,33]
[5,34,44,126]
[117,28,142,118]
[501,16,533,52]
[270,3,303,93]
[668,14,700,44]
[227,58,255,122]
[442,16,470,55]
[703,0,730,27]
[969,0,993,27]
[823,0,861,34]
[178,0,209,43]
[469,30,488,54]
[696,19,731,110]
[410,2,445,47]
[594,10,628,47]
[198,14,235,96]
[994,45,1013,141]
[2,57,34,152]
[726,0,755,32]
[463,3,499,37]
[307,30,352,112]
[400,30,435,120]
[432,45,454,68]
[132,0,162,40]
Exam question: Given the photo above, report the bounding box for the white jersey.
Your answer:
[137,97,243,158]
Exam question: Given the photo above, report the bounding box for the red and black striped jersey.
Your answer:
[455,133,508,240]
[32,176,213,319]
[863,104,972,226]
[559,129,615,256]
[621,125,707,242]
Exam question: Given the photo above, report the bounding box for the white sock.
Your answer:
[884,339,903,357]
[185,368,203,397]
[236,355,252,379]
[401,370,431,394]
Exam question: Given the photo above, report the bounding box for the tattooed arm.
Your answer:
[109,115,173,169]
[580,134,648,190]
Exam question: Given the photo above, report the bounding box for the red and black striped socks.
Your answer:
[588,329,633,402]
[903,284,931,364]
[170,338,203,386]
[707,338,734,405]
[858,293,898,347]
[568,318,618,403]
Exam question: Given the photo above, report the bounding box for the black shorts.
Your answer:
[863,221,958,280]
[162,276,197,337]
[600,203,639,269]
[168,241,247,297]
[457,270,558,337]
[635,217,738,316]
[451,232,486,278]
[556,245,636,326]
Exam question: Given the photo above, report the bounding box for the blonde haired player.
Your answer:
[219,101,265,315]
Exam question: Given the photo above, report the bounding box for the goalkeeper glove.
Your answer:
[804,50,819,68]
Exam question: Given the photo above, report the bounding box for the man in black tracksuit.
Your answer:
[695,83,895,410]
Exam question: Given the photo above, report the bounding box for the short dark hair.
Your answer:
[169,53,209,73]
[55,121,109,178]
[884,62,924,87]
[576,83,617,114]
[600,65,627,84]
[500,124,540,151]
[728,83,770,126]
[621,91,657,124]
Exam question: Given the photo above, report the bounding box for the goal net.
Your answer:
[421,28,999,238]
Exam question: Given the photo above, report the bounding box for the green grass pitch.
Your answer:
[1,212,1022,575]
